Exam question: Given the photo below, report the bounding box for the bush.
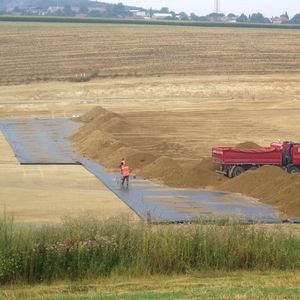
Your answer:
[0,215,299,284]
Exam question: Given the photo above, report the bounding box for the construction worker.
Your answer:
[121,163,131,187]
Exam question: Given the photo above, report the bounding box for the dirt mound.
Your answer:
[198,157,219,172]
[220,166,300,217]
[141,157,181,179]
[102,117,129,133]
[171,163,225,188]
[76,130,124,163]
[72,107,300,217]
[79,106,107,123]
[235,142,262,149]
[141,157,225,188]
[125,151,157,170]
[149,142,187,156]
[73,107,228,188]
[76,107,130,135]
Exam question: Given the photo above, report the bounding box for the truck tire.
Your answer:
[232,166,245,177]
[287,165,300,174]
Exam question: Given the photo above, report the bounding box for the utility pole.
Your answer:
[214,0,220,13]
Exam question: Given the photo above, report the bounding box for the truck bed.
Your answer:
[212,146,283,165]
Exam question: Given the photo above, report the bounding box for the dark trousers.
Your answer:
[122,176,129,185]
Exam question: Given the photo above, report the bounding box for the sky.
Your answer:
[98,0,299,17]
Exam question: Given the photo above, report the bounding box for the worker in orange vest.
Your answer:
[121,163,131,187]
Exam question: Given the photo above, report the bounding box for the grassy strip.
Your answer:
[0,16,300,30]
[2,272,300,299]
[0,215,299,285]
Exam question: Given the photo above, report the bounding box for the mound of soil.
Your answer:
[198,157,219,172]
[102,117,129,133]
[76,130,124,163]
[235,142,262,149]
[141,157,181,180]
[125,151,157,170]
[72,107,300,217]
[150,142,187,156]
[220,166,300,217]
[141,157,225,188]
[78,106,107,123]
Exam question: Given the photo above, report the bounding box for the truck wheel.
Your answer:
[287,165,300,174]
[232,166,245,177]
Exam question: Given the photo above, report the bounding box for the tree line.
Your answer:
[1,1,300,24]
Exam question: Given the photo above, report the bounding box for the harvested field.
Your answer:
[0,22,300,85]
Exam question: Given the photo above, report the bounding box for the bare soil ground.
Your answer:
[0,23,300,221]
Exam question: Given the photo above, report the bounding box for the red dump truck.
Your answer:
[212,141,300,177]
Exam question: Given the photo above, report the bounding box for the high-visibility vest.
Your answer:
[122,165,130,177]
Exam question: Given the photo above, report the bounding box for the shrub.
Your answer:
[0,215,299,284]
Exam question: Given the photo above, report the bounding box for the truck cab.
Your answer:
[270,141,300,173]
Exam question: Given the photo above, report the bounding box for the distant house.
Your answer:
[280,14,289,24]
[25,7,47,15]
[71,6,81,14]
[130,10,147,18]
[152,13,173,19]
[272,16,282,24]
[226,14,238,23]
[88,7,106,13]
[47,6,64,14]
[272,13,289,24]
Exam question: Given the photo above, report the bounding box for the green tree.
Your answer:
[290,14,300,24]
[63,4,74,17]
[149,7,153,18]
[250,12,270,23]
[113,3,128,17]
[79,5,88,14]
[88,10,102,18]
[160,7,169,13]
[179,12,189,20]
[190,13,199,21]
[237,13,249,22]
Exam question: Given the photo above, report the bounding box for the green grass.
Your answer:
[0,16,300,30]
[0,214,299,285]
[1,272,300,299]
[34,288,300,300]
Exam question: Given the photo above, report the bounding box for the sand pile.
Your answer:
[78,106,107,123]
[220,166,300,216]
[149,142,188,156]
[235,142,262,149]
[73,107,300,217]
[74,109,130,140]
[73,107,158,170]
[141,157,225,188]
[75,130,124,162]
[198,157,219,172]
[73,106,225,188]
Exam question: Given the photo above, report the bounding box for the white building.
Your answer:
[130,10,147,18]
[152,13,173,19]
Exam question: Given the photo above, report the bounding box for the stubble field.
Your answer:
[0,22,300,85]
